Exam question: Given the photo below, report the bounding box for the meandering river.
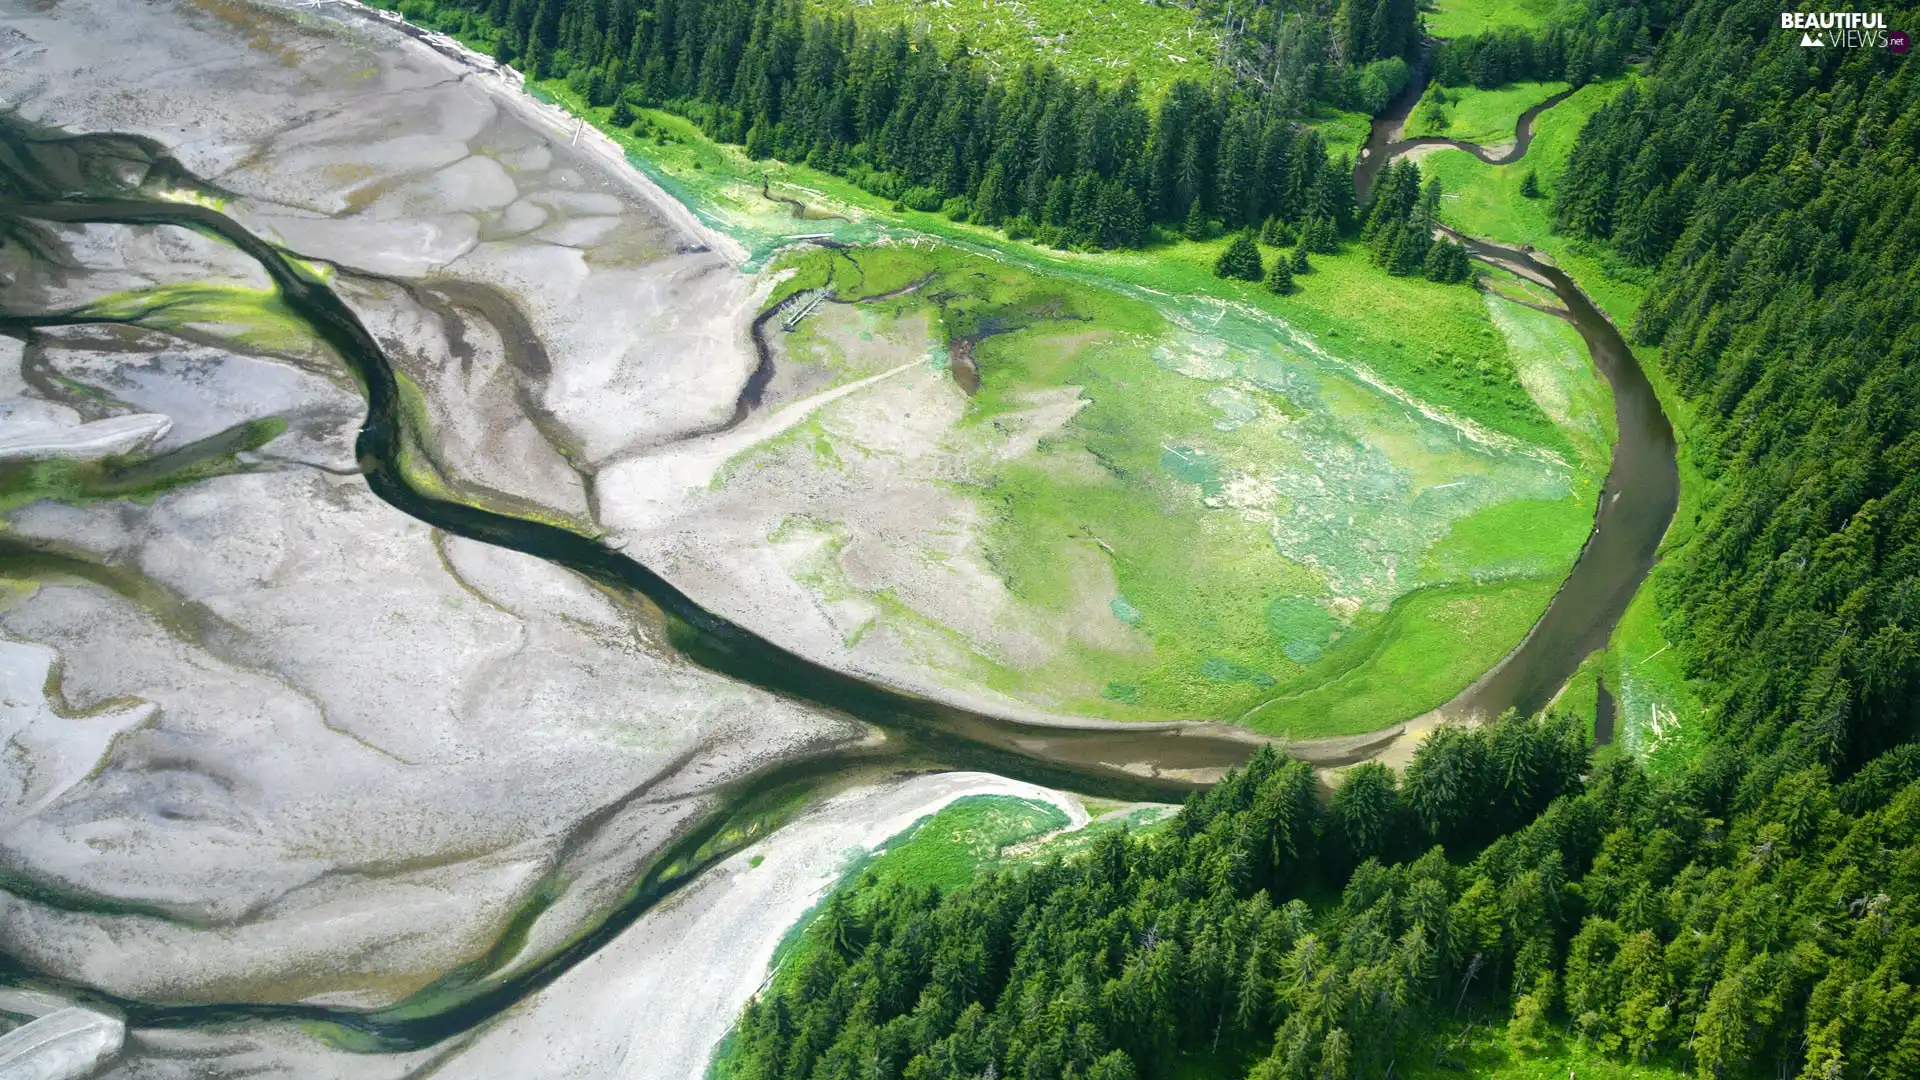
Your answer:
[0,56,1675,1047]
[1354,58,1680,724]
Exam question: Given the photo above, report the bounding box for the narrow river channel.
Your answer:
[0,73,1676,1045]
[1356,57,1680,724]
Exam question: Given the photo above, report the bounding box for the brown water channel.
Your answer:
[0,91,1672,1046]
[0,124,1262,1049]
[1356,62,1680,723]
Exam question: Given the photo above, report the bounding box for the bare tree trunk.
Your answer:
[1452,952,1483,1018]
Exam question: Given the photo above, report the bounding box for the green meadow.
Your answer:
[726,230,1597,728]
[1404,80,1570,145]
[351,27,1619,740]
[1424,0,1566,38]
[799,0,1215,99]
[1420,72,1712,768]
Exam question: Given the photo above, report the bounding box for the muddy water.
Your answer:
[0,84,1672,1043]
[0,159,1262,803]
[1355,65,1681,723]
[1,126,1261,1046]
[1355,76,1574,200]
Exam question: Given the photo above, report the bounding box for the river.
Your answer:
[0,55,1674,1052]
[1352,56,1680,724]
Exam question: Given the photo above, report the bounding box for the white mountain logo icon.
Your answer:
[1800,30,1825,45]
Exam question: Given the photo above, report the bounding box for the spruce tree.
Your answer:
[1215,231,1264,281]
[1520,170,1541,198]
[610,99,635,127]
[1305,214,1339,255]
[1448,241,1473,282]
[1290,245,1311,274]
[744,119,772,160]
[1183,197,1210,241]
[1264,251,1294,294]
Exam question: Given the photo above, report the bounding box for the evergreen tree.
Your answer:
[1214,230,1264,281]
[1264,251,1294,294]
[1519,169,1540,198]
[381,0,1370,254]
[1303,214,1339,254]
[1289,245,1311,274]
[1423,238,1472,284]
[1448,240,1473,282]
[1183,196,1211,241]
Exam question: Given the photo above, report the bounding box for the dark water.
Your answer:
[1354,65,1681,725]
[1440,237,1677,721]
[0,126,1262,1047]
[1595,676,1618,745]
[1355,81,1575,201]
[0,94,1673,1044]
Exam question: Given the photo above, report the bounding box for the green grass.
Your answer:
[1072,235,1580,457]
[1418,76,1634,258]
[1309,108,1375,163]
[1558,648,1603,723]
[1419,495,1593,582]
[750,243,1586,727]
[1484,291,1615,469]
[796,0,1214,99]
[1424,0,1566,38]
[1405,80,1569,145]
[378,7,1616,738]
[856,795,1071,892]
[0,418,288,515]
[1239,574,1563,737]
[1399,1025,1691,1080]
[1603,583,1707,774]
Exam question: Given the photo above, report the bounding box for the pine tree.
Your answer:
[1304,214,1339,255]
[1215,231,1264,281]
[1319,1028,1351,1080]
[1265,252,1294,294]
[1183,196,1210,241]
[1290,245,1311,274]
[1319,156,1358,235]
[744,118,773,159]
[1448,241,1473,283]
[1087,1051,1138,1080]
[610,99,635,127]
[1519,170,1541,198]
